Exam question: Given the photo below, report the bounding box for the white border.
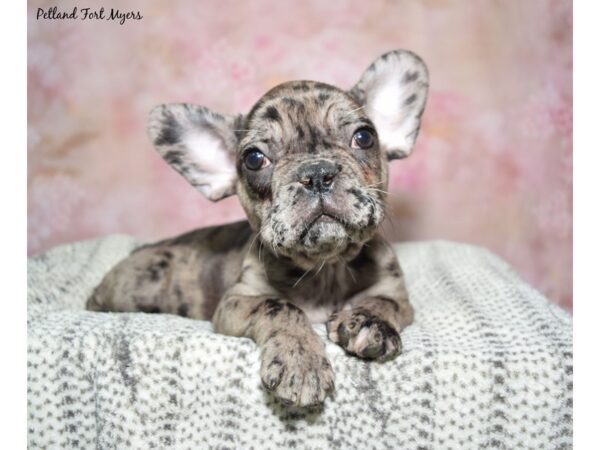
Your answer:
[0,1,26,448]
[9,1,585,448]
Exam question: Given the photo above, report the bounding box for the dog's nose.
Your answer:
[297,160,341,194]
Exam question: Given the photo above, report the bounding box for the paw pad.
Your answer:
[327,309,402,360]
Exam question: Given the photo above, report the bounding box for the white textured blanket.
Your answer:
[27,236,573,449]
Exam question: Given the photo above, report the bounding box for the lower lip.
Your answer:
[314,214,339,225]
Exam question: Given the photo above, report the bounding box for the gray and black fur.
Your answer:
[88,49,429,407]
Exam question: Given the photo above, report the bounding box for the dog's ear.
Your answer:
[147,104,242,201]
[350,50,429,160]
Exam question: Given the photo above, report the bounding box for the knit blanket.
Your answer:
[27,235,573,449]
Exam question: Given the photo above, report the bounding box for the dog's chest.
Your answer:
[267,263,359,323]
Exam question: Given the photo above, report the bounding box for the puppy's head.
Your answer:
[148,50,429,268]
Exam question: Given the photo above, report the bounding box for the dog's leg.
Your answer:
[326,240,414,361]
[87,244,222,319]
[212,265,335,407]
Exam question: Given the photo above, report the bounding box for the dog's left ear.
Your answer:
[147,104,243,201]
[350,50,429,160]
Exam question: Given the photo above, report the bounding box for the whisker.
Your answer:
[313,259,327,278]
[341,258,357,284]
[364,187,401,200]
[246,231,262,259]
[363,181,386,188]
[343,105,366,115]
[383,212,396,235]
[293,266,314,288]
[258,239,264,262]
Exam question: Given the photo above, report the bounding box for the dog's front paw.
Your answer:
[326,308,401,360]
[260,332,335,407]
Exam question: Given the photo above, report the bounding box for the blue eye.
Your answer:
[243,149,270,170]
[351,128,375,149]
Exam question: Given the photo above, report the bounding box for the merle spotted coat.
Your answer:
[88,49,429,407]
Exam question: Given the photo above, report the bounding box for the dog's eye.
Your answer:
[351,128,375,149]
[243,148,271,171]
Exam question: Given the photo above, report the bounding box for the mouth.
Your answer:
[298,213,345,241]
[264,184,383,265]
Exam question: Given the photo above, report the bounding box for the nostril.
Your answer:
[299,176,311,187]
[297,161,340,192]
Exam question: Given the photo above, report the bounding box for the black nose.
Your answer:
[297,160,341,194]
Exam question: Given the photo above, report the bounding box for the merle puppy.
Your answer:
[88,49,429,407]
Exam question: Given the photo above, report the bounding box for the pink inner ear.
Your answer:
[175,130,238,201]
[354,52,429,158]
[367,80,424,157]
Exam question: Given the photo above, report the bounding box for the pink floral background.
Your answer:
[28,0,572,311]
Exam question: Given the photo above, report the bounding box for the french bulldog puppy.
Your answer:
[87,49,429,407]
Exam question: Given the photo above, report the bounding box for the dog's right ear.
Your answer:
[147,104,242,202]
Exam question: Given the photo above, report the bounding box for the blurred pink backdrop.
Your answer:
[27,0,572,311]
